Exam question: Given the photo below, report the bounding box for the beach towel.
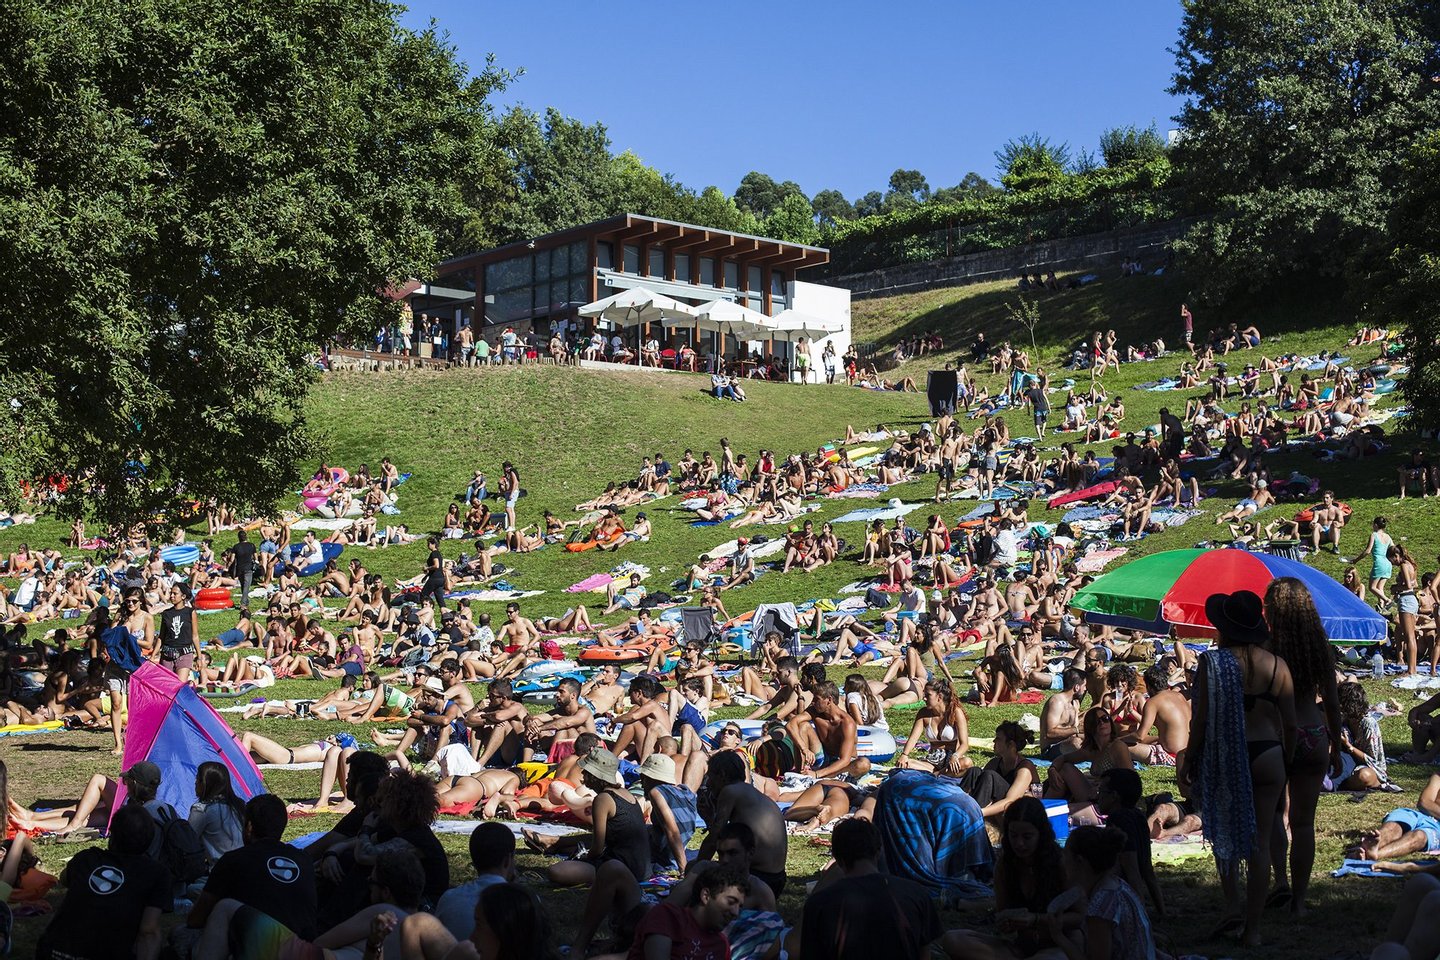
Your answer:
[1331,858,1435,878]
[566,573,612,593]
[873,770,993,899]
[1075,548,1128,573]
[1198,649,1254,878]
[446,589,545,601]
[832,501,926,524]
[1047,481,1118,510]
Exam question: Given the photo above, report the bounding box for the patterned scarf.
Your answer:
[1199,648,1255,877]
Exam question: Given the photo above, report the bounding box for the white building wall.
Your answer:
[789,280,852,362]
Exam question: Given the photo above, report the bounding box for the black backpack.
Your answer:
[156,805,208,884]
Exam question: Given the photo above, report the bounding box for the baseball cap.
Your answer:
[737,537,749,546]
[638,754,679,785]
[579,747,622,786]
[121,761,162,789]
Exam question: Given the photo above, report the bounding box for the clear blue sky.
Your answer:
[399,1,1185,201]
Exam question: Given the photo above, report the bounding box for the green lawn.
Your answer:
[2,268,1433,959]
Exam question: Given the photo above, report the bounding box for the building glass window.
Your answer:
[771,269,786,296]
[723,260,739,289]
[624,244,641,274]
[700,257,716,286]
[674,253,690,284]
[596,241,614,270]
[747,265,763,293]
[648,246,667,279]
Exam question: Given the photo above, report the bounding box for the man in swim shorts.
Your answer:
[1352,773,1440,861]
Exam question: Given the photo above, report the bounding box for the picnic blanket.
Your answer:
[828,482,891,500]
[0,720,64,738]
[1047,481,1118,510]
[873,770,993,899]
[1075,547,1128,573]
[446,589,545,601]
[832,501,926,524]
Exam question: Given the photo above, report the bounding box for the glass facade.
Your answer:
[648,246,666,279]
[623,244,641,274]
[674,253,690,284]
[483,241,588,327]
[700,257,716,286]
[596,241,613,270]
[723,260,739,289]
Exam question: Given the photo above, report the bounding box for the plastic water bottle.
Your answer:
[1372,652,1385,679]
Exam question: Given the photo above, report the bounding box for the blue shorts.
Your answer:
[1384,808,1440,852]
[1398,593,1420,616]
[896,610,922,622]
[852,642,879,659]
[341,661,363,677]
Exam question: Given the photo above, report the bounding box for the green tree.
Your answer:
[932,172,998,203]
[1390,131,1440,425]
[761,193,821,246]
[1098,124,1168,167]
[995,134,1071,192]
[495,107,620,241]
[884,169,931,210]
[734,171,804,219]
[611,151,701,224]
[811,189,855,227]
[1170,0,1440,299]
[854,191,886,218]
[691,186,760,234]
[0,0,507,524]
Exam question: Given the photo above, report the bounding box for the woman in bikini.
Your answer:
[1044,707,1134,809]
[1263,578,1342,917]
[895,677,970,775]
[1179,589,1295,947]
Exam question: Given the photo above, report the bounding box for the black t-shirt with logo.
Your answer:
[37,847,173,960]
[203,838,318,939]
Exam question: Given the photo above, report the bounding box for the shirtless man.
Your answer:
[1308,489,1347,553]
[785,681,871,780]
[742,656,806,722]
[1039,668,1087,761]
[524,678,596,757]
[464,679,529,768]
[609,675,671,761]
[435,659,476,713]
[581,663,628,717]
[696,751,790,898]
[1125,665,1191,767]
[494,602,540,656]
[934,425,965,502]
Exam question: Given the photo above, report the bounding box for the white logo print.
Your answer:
[267,857,300,884]
[89,865,126,895]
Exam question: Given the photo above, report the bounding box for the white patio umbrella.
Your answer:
[662,299,772,371]
[577,287,697,328]
[767,309,843,342]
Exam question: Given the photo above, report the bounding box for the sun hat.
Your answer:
[423,677,445,694]
[638,754,679,785]
[579,748,622,786]
[1204,590,1270,645]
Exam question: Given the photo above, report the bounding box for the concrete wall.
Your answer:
[789,280,853,364]
[830,219,1194,300]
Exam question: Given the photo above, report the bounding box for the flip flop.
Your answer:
[1265,887,1292,909]
[521,828,548,854]
[1209,915,1245,939]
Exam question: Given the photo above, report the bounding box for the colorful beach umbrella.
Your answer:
[1070,548,1386,643]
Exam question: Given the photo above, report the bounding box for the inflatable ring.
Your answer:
[159,544,199,567]
[195,587,233,611]
[578,646,650,665]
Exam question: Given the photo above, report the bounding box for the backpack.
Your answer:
[100,624,145,674]
[155,805,208,883]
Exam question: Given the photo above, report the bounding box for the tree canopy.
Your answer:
[1169,0,1440,300]
[0,0,507,524]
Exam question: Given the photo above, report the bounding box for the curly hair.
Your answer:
[1338,681,1370,728]
[1265,577,1332,701]
[377,768,439,831]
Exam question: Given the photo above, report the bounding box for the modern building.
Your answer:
[401,214,852,363]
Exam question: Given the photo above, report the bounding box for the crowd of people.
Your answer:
[0,291,1431,960]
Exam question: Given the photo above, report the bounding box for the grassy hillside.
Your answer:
[0,272,1431,958]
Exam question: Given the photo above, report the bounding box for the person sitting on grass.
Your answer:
[35,806,170,960]
[1348,772,1440,864]
[397,881,559,960]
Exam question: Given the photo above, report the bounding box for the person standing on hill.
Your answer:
[1180,302,1194,352]
[500,461,521,531]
